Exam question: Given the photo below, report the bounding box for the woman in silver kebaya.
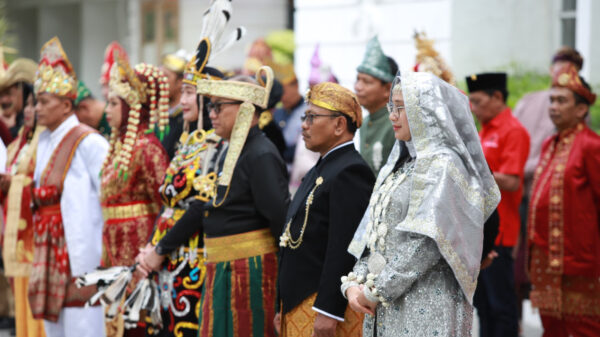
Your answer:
[341,70,500,336]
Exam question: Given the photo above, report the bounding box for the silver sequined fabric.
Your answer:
[346,169,473,337]
[344,71,501,336]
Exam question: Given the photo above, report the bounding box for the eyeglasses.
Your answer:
[206,101,242,114]
[386,103,406,116]
[300,112,342,125]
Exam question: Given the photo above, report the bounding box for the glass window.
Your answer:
[561,18,576,47]
[562,0,576,11]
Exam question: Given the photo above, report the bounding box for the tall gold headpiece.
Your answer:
[34,37,78,99]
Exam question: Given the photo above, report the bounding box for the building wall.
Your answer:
[178,0,288,72]
[579,0,600,84]
[451,0,556,79]
[294,0,452,93]
[7,0,128,98]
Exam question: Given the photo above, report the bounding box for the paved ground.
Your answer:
[0,300,544,337]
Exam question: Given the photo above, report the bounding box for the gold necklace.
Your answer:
[279,176,324,249]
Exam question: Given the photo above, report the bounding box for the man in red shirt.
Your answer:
[528,64,600,337]
[467,72,530,337]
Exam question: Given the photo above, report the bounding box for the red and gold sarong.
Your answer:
[198,228,278,337]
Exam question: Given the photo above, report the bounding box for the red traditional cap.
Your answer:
[100,41,128,85]
[552,63,596,105]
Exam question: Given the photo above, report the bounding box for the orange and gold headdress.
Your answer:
[552,63,596,105]
[306,82,363,128]
[34,37,77,99]
[413,31,456,86]
[103,52,169,180]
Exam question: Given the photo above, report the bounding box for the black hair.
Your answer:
[343,114,358,134]
[574,76,592,106]
[484,88,508,103]
[573,76,592,117]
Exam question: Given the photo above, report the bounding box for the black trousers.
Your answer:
[474,246,519,337]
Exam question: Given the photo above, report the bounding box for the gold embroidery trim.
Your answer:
[102,201,159,221]
[204,228,276,263]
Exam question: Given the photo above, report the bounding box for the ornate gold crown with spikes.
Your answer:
[109,51,146,107]
[34,37,78,99]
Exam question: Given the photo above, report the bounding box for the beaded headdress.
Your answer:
[34,37,77,99]
[103,52,169,180]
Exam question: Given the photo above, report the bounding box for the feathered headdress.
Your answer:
[183,0,246,87]
[181,0,245,137]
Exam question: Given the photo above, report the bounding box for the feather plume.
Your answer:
[213,27,247,57]
[196,0,245,69]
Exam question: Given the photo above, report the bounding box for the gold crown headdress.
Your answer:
[34,37,78,99]
[103,52,169,180]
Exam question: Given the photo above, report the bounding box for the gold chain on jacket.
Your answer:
[279,176,323,249]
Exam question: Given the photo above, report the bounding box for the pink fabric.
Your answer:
[512,90,555,196]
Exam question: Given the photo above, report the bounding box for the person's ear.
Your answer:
[492,91,505,105]
[574,102,589,120]
[334,116,346,136]
[62,99,74,114]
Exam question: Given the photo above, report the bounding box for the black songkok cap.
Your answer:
[465,72,507,93]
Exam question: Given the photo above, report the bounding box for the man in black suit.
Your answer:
[276,82,375,337]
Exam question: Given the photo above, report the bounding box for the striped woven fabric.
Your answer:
[198,252,278,337]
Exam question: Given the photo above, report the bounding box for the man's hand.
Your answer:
[346,285,376,316]
[312,313,338,337]
[0,173,11,193]
[135,243,162,277]
[273,312,281,335]
[480,250,498,270]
